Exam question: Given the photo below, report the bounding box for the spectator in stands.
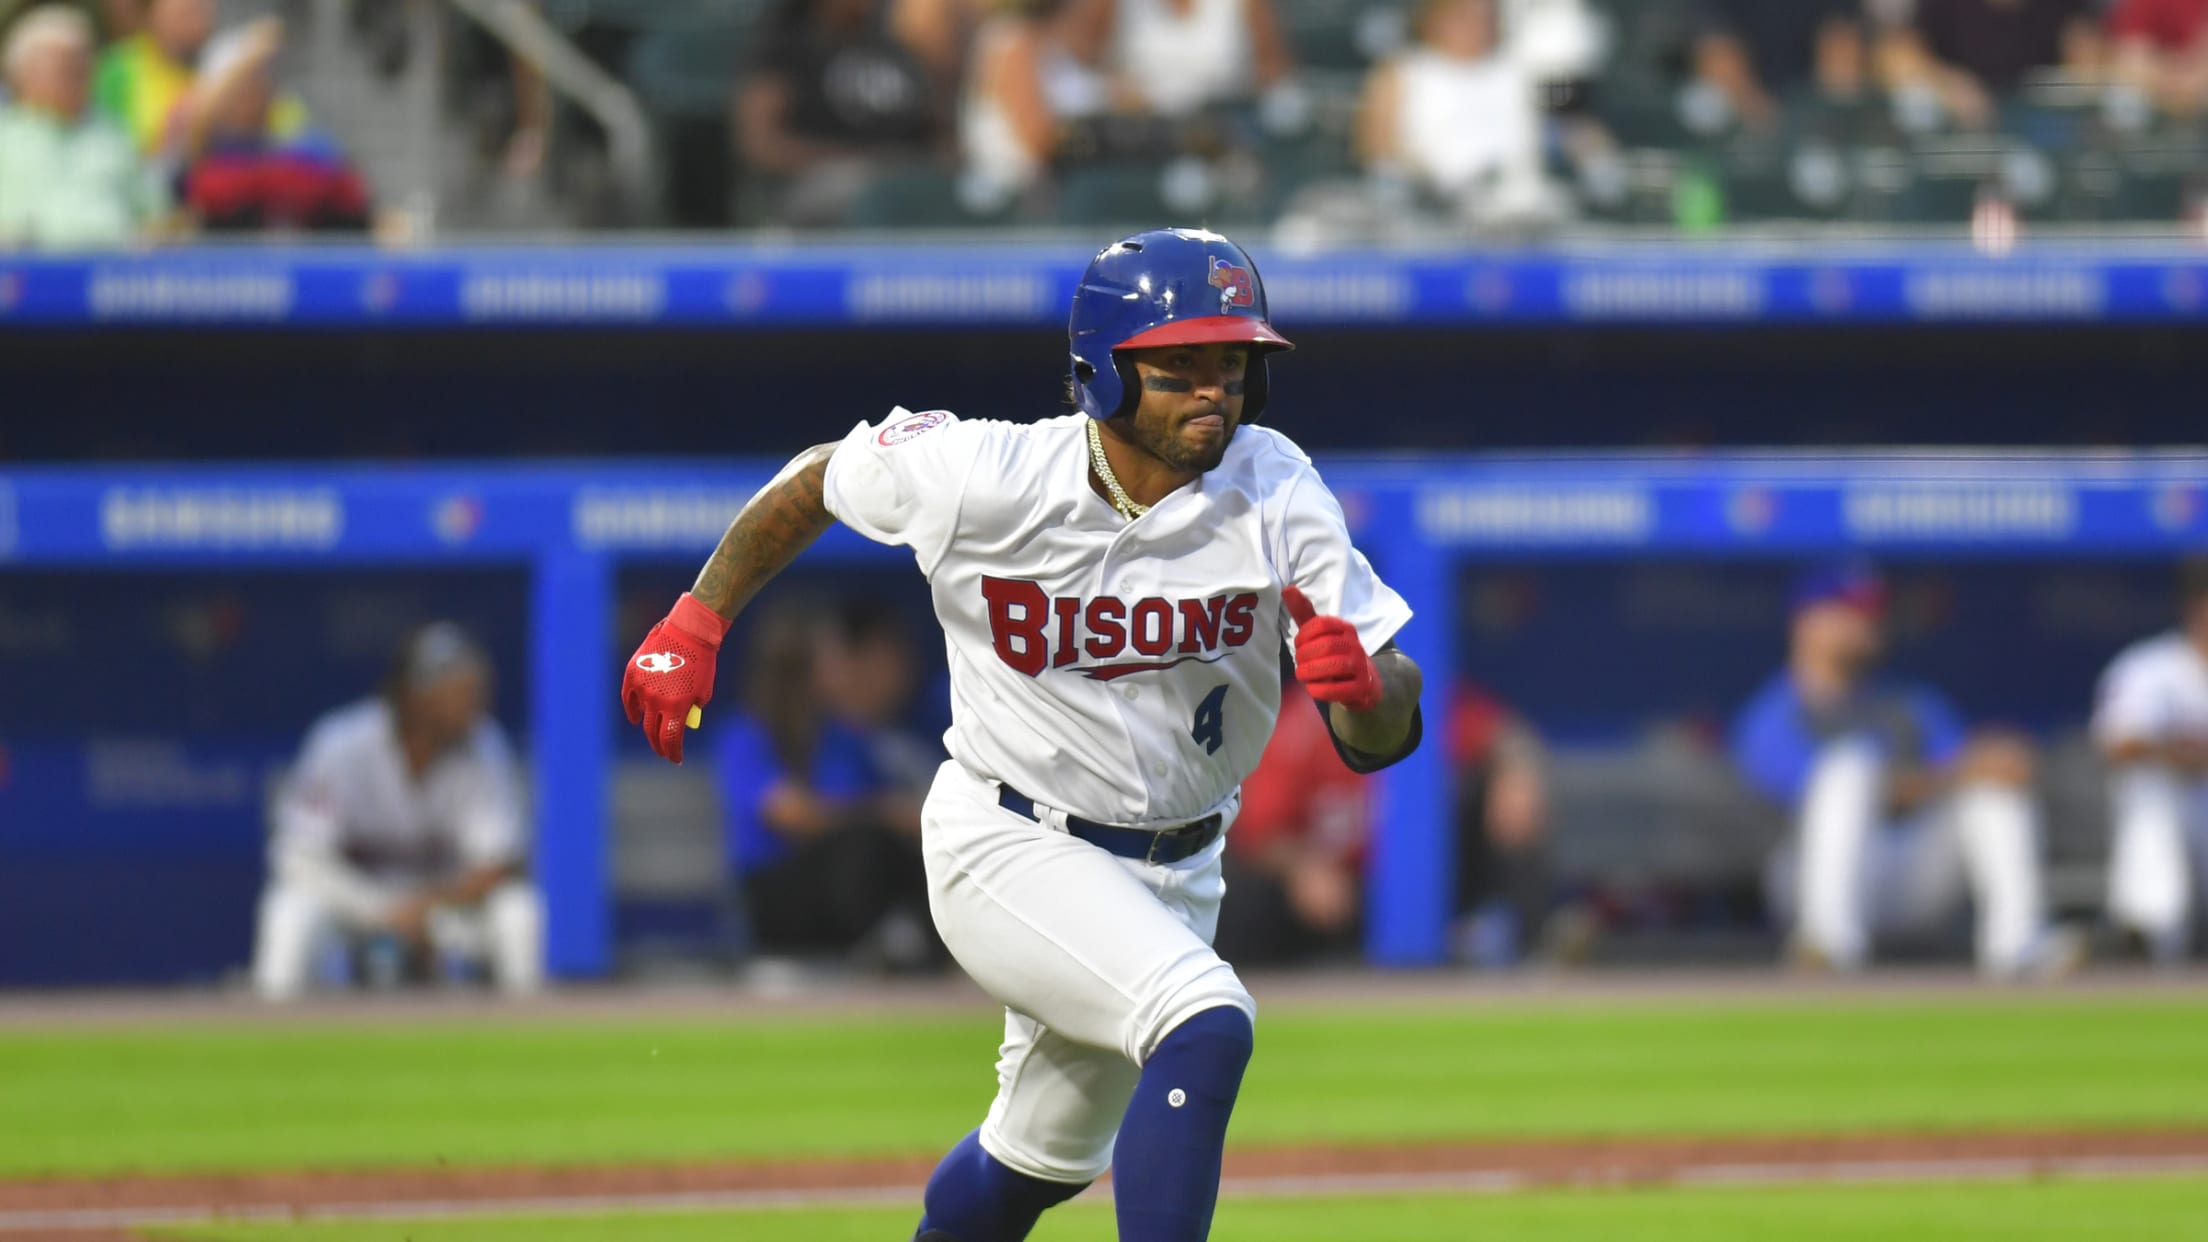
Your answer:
[893,0,988,97]
[1505,0,1608,106]
[1214,680,1572,968]
[1356,0,1554,228]
[1877,0,2103,130]
[735,0,941,228]
[959,0,1107,203]
[1059,0,1294,118]
[172,20,372,234]
[92,0,211,156]
[714,597,941,972]
[0,5,166,247]
[2090,561,2208,965]
[0,0,134,47]
[1690,0,1871,133]
[2108,0,2208,118]
[1730,562,2079,977]
[253,624,543,1000]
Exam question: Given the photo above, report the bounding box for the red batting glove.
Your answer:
[1283,586,1383,713]
[622,593,729,765]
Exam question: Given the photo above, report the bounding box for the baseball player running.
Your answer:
[2092,563,2208,965]
[621,228,1422,1242]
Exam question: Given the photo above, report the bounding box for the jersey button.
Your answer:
[1153,761,1168,777]
[1121,686,1140,701]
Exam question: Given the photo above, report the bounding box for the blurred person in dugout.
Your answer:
[253,624,543,1001]
[171,18,372,234]
[1212,678,1574,969]
[0,5,168,248]
[2092,562,2208,966]
[2106,0,2208,119]
[734,0,940,228]
[1730,562,2078,978]
[1357,0,1555,228]
[713,596,945,973]
[92,0,211,155]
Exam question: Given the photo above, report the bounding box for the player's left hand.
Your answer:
[1283,586,1382,712]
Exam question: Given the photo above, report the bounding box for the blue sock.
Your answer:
[914,1128,1088,1242]
[1111,1006,1255,1242]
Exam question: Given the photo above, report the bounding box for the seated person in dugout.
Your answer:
[253,623,542,999]
[714,595,945,972]
[1730,561,2079,978]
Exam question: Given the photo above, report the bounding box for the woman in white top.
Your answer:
[1061,0,1294,116]
[1358,0,1552,224]
[959,0,1109,200]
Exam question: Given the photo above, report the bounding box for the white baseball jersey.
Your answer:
[822,407,1411,827]
[2093,632,2208,749]
[271,698,526,878]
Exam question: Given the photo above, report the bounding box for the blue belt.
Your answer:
[996,784,1224,865]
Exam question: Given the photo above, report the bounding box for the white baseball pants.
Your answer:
[252,876,545,1000]
[2105,767,2208,962]
[921,760,1255,1185]
[1789,738,2052,975]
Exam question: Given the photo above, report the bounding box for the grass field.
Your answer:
[9,985,2208,1239]
[148,1178,2208,1242]
[8,993,2208,1176]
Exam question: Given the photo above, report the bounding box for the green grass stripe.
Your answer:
[9,996,2208,1177]
[150,1176,2208,1242]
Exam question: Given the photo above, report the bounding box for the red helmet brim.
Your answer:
[1115,315,1295,353]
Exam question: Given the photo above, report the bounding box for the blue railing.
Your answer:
[7,240,2208,327]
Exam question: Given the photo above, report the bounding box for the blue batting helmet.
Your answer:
[1068,228,1294,423]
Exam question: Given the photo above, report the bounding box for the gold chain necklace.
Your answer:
[1086,418,1150,520]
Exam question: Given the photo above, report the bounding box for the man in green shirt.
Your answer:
[0,5,167,248]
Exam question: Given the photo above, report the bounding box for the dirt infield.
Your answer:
[9,1128,2208,1235]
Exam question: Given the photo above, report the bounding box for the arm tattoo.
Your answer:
[691,442,838,620]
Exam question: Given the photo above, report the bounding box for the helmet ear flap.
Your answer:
[1241,355,1271,424]
[1109,356,1143,419]
[1069,354,1115,420]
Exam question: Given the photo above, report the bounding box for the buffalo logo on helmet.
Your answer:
[1208,257,1256,309]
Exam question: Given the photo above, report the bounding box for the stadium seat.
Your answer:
[1593,78,1700,151]
[1277,0,1402,72]
[623,16,750,121]
[1057,163,1184,229]
[844,165,1015,230]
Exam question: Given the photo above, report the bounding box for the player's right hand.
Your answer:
[622,593,730,765]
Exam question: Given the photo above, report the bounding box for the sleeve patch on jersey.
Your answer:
[877,410,952,446]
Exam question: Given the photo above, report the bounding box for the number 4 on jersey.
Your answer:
[1191,684,1228,755]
